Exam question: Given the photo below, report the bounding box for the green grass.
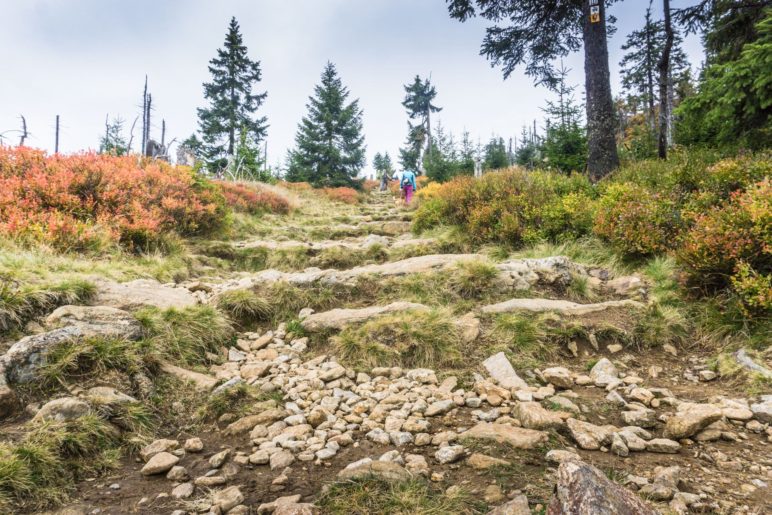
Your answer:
[333,309,463,370]
[317,477,486,515]
[0,278,96,334]
[39,336,148,391]
[216,288,272,323]
[135,305,234,368]
[566,273,598,302]
[0,415,123,512]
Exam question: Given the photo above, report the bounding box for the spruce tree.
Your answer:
[197,17,267,173]
[541,65,587,173]
[483,137,510,170]
[99,117,128,156]
[458,130,477,175]
[373,152,395,177]
[399,75,442,173]
[286,62,366,187]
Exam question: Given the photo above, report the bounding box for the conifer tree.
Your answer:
[458,130,477,175]
[197,17,268,173]
[286,62,366,187]
[541,66,587,173]
[400,76,442,173]
[373,152,395,177]
[483,137,510,170]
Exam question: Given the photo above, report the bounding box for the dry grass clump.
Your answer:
[215,288,272,323]
[332,309,462,370]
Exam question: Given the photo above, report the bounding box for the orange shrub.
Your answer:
[0,146,227,252]
[215,181,291,215]
[321,187,361,204]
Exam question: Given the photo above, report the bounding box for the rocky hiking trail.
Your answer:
[1,189,771,515]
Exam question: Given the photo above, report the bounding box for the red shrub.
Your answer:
[321,187,361,204]
[0,147,227,251]
[363,179,380,191]
[215,181,291,215]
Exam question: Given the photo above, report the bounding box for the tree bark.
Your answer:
[658,0,674,159]
[582,1,619,181]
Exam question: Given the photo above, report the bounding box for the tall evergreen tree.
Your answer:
[541,66,587,173]
[515,125,539,169]
[197,17,268,173]
[447,0,620,181]
[373,152,395,177]
[400,76,442,173]
[458,130,477,175]
[286,62,366,187]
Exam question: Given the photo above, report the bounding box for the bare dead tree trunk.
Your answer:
[658,0,674,159]
[127,116,138,154]
[18,116,28,146]
[145,93,152,156]
[161,119,166,148]
[55,115,60,154]
[104,114,110,152]
[141,76,148,154]
[583,0,620,181]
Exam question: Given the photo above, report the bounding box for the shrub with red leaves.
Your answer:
[321,187,361,204]
[0,147,227,251]
[215,181,291,215]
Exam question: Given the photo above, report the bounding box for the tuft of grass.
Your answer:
[566,274,598,302]
[197,383,281,422]
[216,289,272,323]
[317,477,486,515]
[333,309,463,370]
[135,305,234,368]
[448,260,499,299]
[632,302,689,348]
[40,336,147,390]
[0,414,122,511]
[487,313,554,369]
[0,277,96,334]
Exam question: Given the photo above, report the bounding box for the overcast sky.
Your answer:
[0,0,704,176]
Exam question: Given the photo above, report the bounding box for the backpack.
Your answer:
[401,174,411,187]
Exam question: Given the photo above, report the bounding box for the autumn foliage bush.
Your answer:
[321,187,361,204]
[0,147,227,252]
[678,179,771,314]
[215,180,291,215]
[412,168,595,246]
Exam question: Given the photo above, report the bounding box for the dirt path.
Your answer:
[4,189,770,515]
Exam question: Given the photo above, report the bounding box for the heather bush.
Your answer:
[321,187,361,204]
[0,147,227,252]
[215,180,291,215]
[593,182,683,256]
[678,179,771,298]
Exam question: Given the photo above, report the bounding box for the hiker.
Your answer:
[379,169,390,191]
[400,169,417,204]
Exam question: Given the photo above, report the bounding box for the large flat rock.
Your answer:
[94,279,197,310]
[300,302,430,332]
[481,298,644,316]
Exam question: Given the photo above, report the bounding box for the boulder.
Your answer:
[435,445,465,464]
[547,461,657,514]
[482,352,528,390]
[94,279,197,310]
[141,452,179,475]
[664,403,723,439]
[337,459,412,482]
[488,495,530,515]
[463,422,548,449]
[301,302,430,332]
[589,358,619,387]
[514,402,566,430]
[212,486,244,512]
[140,439,179,462]
[751,395,772,424]
[32,397,90,423]
[83,387,137,408]
[566,418,614,450]
[646,438,680,453]
[542,367,573,389]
